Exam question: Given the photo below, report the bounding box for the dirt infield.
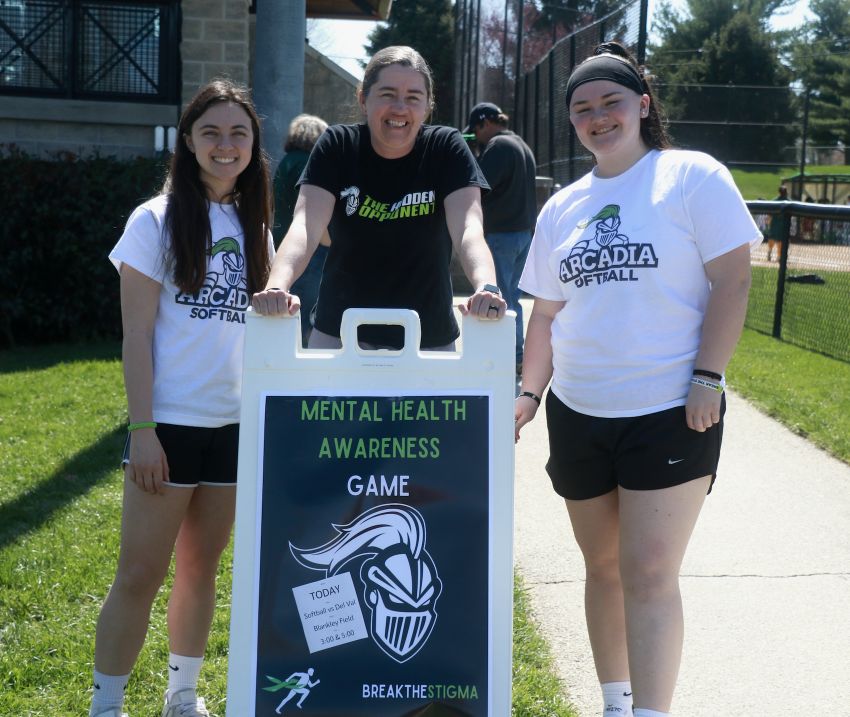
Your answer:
[751,241,850,272]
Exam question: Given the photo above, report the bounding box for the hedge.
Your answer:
[0,149,167,347]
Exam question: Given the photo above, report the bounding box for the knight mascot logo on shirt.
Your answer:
[174,236,250,322]
[561,204,658,288]
[340,186,361,216]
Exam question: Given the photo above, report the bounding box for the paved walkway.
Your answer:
[511,306,850,716]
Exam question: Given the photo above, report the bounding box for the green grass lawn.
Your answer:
[728,330,850,464]
[0,343,577,717]
[3,332,848,716]
[746,265,850,363]
[730,164,849,200]
[735,162,850,366]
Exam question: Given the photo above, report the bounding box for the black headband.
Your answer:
[565,54,645,108]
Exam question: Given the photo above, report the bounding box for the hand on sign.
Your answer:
[459,286,506,320]
[252,287,301,316]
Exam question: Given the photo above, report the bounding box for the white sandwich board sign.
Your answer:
[227,308,515,717]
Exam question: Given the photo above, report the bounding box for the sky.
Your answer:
[309,0,813,80]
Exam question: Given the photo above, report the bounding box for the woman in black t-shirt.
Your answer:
[252,46,506,349]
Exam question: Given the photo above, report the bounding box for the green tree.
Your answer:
[523,0,640,69]
[649,0,797,163]
[364,0,455,124]
[791,0,850,162]
[532,0,583,35]
[530,0,618,37]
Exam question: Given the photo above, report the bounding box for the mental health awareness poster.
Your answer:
[251,393,492,717]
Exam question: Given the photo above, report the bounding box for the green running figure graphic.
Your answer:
[264,669,321,712]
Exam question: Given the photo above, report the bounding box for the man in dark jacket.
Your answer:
[464,102,537,374]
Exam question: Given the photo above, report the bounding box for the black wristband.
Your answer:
[519,391,542,405]
[693,369,723,381]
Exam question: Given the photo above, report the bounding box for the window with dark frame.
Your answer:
[0,0,180,104]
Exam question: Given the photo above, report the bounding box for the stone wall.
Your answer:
[181,0,251,103]
[302,45,360,127]
[0,96,179,159]
[246,23,360,129]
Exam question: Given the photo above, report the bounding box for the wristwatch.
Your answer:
[481,283,501,296]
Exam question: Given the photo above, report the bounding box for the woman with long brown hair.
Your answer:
[89,79,273,717]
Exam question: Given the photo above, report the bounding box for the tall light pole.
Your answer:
[501,0,509,108]
[797,87,811,200]
[254,0,305,171]
[513,0,523,122]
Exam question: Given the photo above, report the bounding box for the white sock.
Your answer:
[90,670,129,716]
[602,681,633,716]
[633,709,669,717]
[166,653,204,699]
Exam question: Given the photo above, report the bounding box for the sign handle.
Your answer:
[339,307,423,356]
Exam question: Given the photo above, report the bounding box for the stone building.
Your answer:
[0,0,373,158]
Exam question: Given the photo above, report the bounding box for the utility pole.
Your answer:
[254,0,305,171]
[501,0,509,108]
[797,87,811,200]
[513,0,523,122]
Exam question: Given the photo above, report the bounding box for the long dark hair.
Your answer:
[589,41,672,150]
[164,79,271,294]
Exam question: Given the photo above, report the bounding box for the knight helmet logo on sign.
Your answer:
[290,504,443,663]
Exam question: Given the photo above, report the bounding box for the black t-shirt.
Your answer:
[299,123,488,348]
[478,130,538,233]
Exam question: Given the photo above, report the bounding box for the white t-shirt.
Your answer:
[110,194,273,427]
[519,149,762,418]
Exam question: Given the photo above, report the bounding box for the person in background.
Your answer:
[272,114,330,346]
[515,42,760,717]
[465,102,537,375]
[252,45,506,346]
[766,184,788,261]
[800,196,815,241]
[90,79,273,717]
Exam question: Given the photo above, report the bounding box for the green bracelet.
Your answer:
[128,421,157,431]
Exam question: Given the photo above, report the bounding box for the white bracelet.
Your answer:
[690,375,725,393]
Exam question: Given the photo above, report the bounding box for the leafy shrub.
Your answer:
[0,148,167,347]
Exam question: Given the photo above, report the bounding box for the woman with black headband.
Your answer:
[515,42,761,717]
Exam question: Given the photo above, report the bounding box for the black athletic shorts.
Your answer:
[544,391,725,501]
[122,422,239,486]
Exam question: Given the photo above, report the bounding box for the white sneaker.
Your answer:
[91,709,128,717]
[161,688,210,717]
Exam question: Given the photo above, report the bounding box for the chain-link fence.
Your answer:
[454,0,648,186]
[653,82,849,173]
[747,200,850,363]
[655,83,801,170]
[454,3,846,186]
[454,3,849,363]
[513,1,646,186]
